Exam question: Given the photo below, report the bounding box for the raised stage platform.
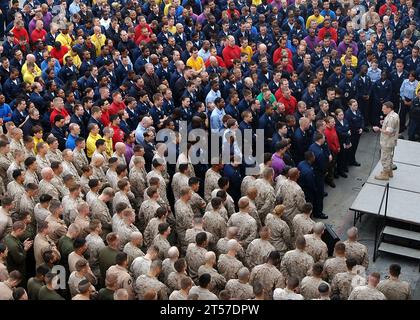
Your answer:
[350,139,420,226]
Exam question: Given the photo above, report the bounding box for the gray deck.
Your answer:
[350,139,420,225]
[394,139,420,167]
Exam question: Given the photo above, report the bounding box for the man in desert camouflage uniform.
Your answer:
[300,262,330,300]
[62,184,83,224]
[167,258,190,292]
[36,142,51,173]
[188,177,206,216]
[292,202,315,239]
[161,247,180,283]
[115,209,140,249]
[377,264,411,300]
[204,163,223,202]
[225,267,254,300]
[112,179,134,213]
[281,236,314,282]
[106,252,135,300]
[39,167,60,200]
[0,141,12,189]
[198,251,226,295]
[62,150,81,184]
[245,226,275,269]
[253,168,276,223]
[171,163,190,200]
[152,222,171,260]
[185,232,208,281]
[144,207,167,248]
[331,257,366,300]
[240,173,257,197]
[185,216,215,251]
[216,227,245,262]
[135,260,169,300]
[7,169,26,209]
[265,205,291,259]
[146,160,169,205]
[174,187,195,250]
[23,157,39,185]
[129,156,147,206]
[46,137,63,163]
[324,242,348,282]
[217,239,244,281]
[348,272,386,300]
[85,220,105,280]
[45,200,68,243]
[227,197,257,250]
[373,102,400,180]
[244,187,262,231]
[90,187,114,238]
[123,232,144,262]
[203,197,227,242]
[304,222,328,263]
[73,138,89,175]
[277,168,306,226]
[138,187,161,232]
[249,250,285,300]
[343,227,369,269]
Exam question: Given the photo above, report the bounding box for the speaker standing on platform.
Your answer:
[373,102,400,181]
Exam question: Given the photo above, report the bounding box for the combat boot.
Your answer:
[374,171,389,180]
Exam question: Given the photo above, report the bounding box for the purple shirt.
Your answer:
[337,41,359,57]
[272,153,286,179]
[304,35,318,50]
[125,143,134,165]
[42,12,53,30]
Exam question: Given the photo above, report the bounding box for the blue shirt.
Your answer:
[65,134,78,150]
[135,124,147,144]
[400,79,419,101]
[0,103,12,122]
[210,108,225,133]
[367,67,381,83]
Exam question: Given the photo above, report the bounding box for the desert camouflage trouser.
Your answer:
[380,147,394,172]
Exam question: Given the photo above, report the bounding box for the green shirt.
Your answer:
[3,234,26,275]
[58,236,74,268]
[27,277,44,300]
[38,285,65,300]
[98,246,119,280]
[98,288,115,300]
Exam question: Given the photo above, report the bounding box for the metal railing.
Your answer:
[373,182,390,262]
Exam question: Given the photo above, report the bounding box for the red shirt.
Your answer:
[109,101,126,115]
[30,29,47,44]
[135,34,152,45]
[50,107,70,124]
[379,4,397,16]
[50,46,69,65]
[318,27,338,43]
[278,95,297,115]
[134,23,153,44]
[111,124,124,146]
[325,126,340,155]
[222,45,241,69]
[101,110,110,127]
[205,55,227,68]
[12,26,29,45]
[274,88,283,101]
[273,47,292,65]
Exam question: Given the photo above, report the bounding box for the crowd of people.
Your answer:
[0,0,418,300]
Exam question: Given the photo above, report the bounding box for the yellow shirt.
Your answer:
[56,32,73,50]
[416,82,420,95]
[340,55,358,68]
[33,137,44,154]
[104,138,113,157]
[241,46,253,63]
[63,51,82,68]
[168,25,176,34]
[91,33,106,57]
[306,14,325,29]
[187,56,205,72]
[252,0,262,5]
[23,72,36,84]
[87,133,102,158]
[21,62,41,78]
